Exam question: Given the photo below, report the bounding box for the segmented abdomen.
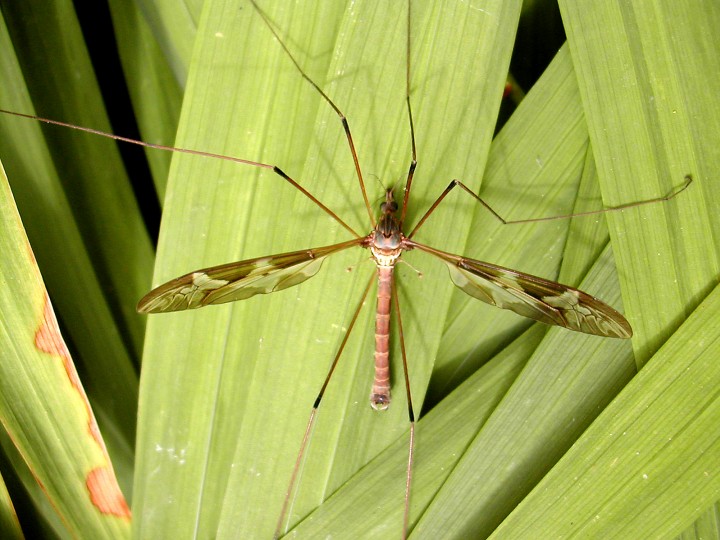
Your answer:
[371,265,393,410]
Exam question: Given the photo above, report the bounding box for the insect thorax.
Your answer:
[368,213,404,267]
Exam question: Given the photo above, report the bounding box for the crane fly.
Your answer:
[132,1,681,537]
[0,0,692,537]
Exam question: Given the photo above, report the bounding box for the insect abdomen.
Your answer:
[371,266,393,410]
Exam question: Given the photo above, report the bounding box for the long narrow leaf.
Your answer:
[0,163,130,538]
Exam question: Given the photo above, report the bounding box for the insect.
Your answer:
[0,0,692,536]
[132,1,690,538]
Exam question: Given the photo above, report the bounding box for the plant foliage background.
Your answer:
[0,0,718,538]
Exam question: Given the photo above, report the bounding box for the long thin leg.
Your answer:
[0,107,361,239]
[274,271,375,539]
[391,276,415,540]
[250,0,376,228]
[395,5,417,535]
[400,0,418,226]
[408,175,693,239]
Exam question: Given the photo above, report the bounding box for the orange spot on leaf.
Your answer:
[86,467,131,519]
[34,294,72,368]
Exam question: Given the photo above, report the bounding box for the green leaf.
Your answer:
[0,163,131,537]
[0,467,22,539]
[105,0,186,200]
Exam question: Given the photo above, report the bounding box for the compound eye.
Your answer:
[380,201,398,213]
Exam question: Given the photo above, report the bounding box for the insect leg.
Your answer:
[407,175,693,239]
[250,0,376,228]
[392,275,415,540]
[274,271,375,538]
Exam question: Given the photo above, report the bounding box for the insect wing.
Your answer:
[137,238,362,313]
[409,241,632,338]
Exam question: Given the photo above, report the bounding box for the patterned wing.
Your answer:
[138,238,362,313]
[408,241,632,338]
